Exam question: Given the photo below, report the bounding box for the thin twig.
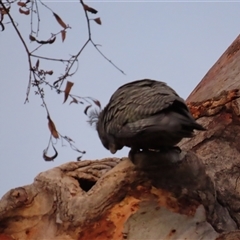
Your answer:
[34,0,40,36]
[91,40,126,75]
[57,39,90,89]
[30,27,70,54]
[79,0,126,75]
[30,0,34,34]
[31,54,72,62]
[0,0,34,102]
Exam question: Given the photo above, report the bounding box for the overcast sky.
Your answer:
[1,1,240,197]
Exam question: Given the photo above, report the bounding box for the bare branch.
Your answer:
[80,0,126,75]
[1,0,125,160]
[31,54,73,62]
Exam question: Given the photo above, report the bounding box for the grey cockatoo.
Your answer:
[89,79,205,156]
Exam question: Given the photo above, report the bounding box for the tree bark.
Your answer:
[1,35,240,240]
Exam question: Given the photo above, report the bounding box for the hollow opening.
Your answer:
[77,178,96,192]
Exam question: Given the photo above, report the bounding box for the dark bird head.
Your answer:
[88,109,123,154]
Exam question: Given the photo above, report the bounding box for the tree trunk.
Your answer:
[1,35,240,240]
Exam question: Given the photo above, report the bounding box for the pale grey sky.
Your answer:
[1,1,240,197]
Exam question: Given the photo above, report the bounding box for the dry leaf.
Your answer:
[17,2,26,7]
[45,70,53,75]
[36,36,56,45]
[83,4,98,14]
[53,12,67,29]
[35,59,39,70]
[63,81,74,103]
[70,97,78,105]
[93,99,101,108]
[94,17,101,25]
[29,35,36,41]
[0,6,10,15]
[43,144,58,161]
[19,8,30,15]
[61,30,66,42]
[53,80,60,87]
[47,116,59,139]
[48,36,56,44]
[84,105,92,115]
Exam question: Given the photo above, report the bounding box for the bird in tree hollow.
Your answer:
[89,79,205,158]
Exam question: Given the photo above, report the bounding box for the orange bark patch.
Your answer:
[151,187,199,216]
[188,89,239,119]
[78,186,200,240]
[0,235,14,240]
[78,195,140,240]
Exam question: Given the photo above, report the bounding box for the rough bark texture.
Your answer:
[1,35,240,240]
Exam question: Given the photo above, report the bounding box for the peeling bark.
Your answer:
[1,35,240,240]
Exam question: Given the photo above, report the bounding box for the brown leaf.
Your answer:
[53,79,60,87]
[29,35,36,41]
[70,97,78,105]
[83,4,98,14]
[53,12,67,29]
[35,59,39,70]
[47,116,59,139]
[93,99,101,108]
[43,144,58,161]
[17,2,26,7]
[45,70,53,75]
[61,30,66,42]
[94,17,101,25]
[63,81,74,103]
[19,8,30,15]
[84,105,92,115]
[48,36,56,44]
[0,6,10,15]
[36,36,56,45]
